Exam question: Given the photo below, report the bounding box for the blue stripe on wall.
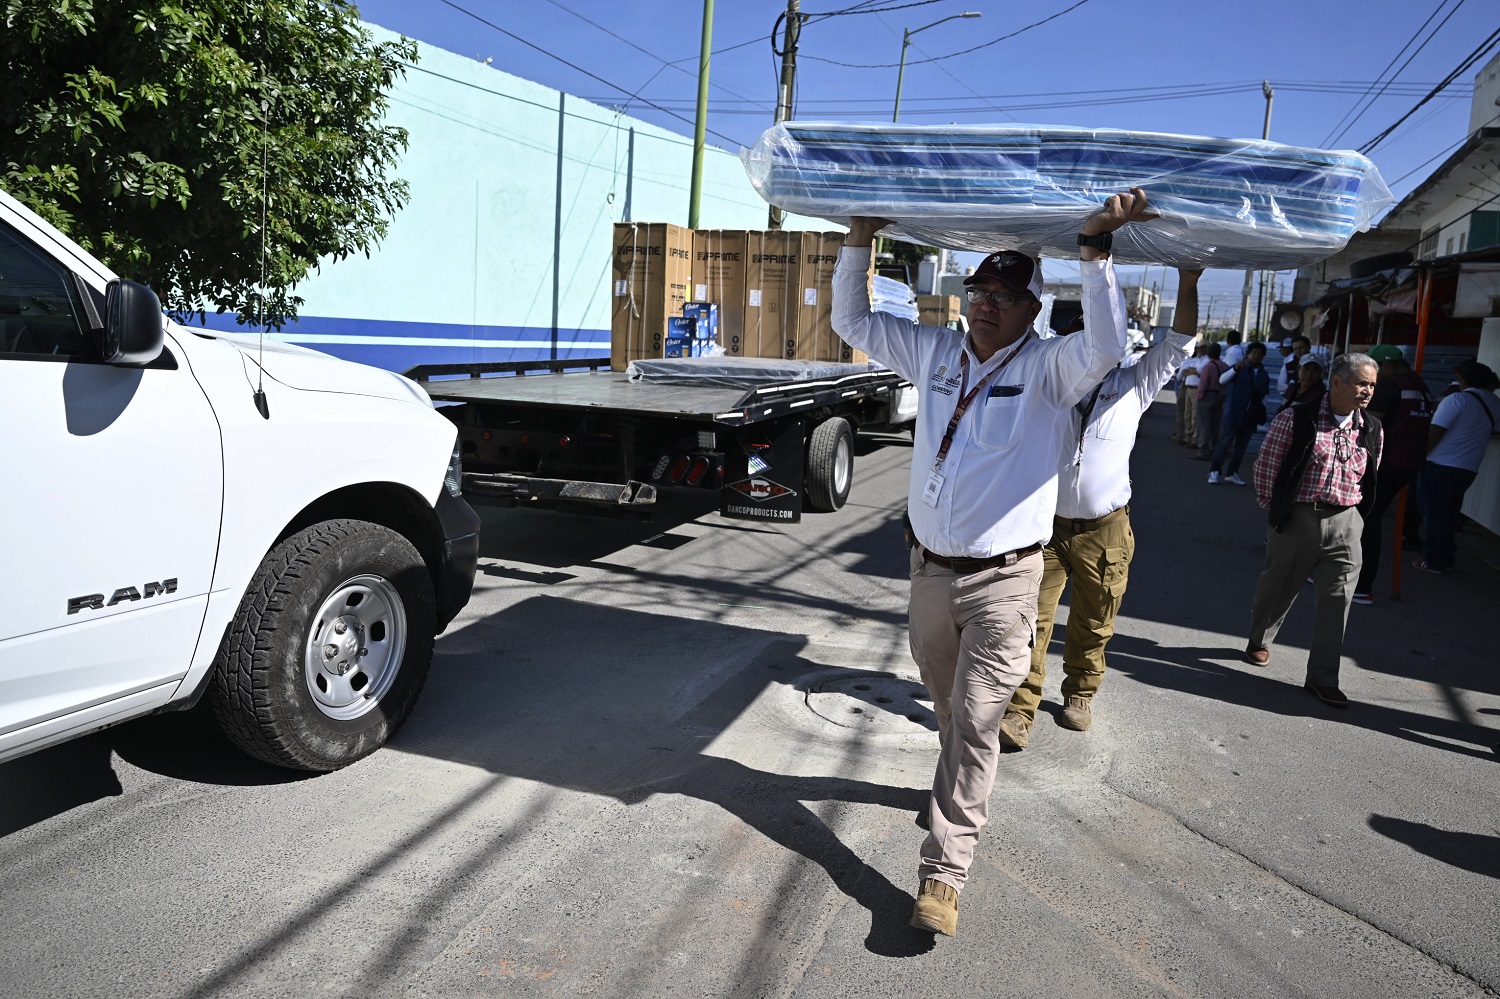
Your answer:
[190,313,610,374]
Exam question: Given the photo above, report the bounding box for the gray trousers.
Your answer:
[908,547,1042,892]
[1248,504,1363,687]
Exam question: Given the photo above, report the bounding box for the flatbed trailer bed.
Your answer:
[410,357,915,522]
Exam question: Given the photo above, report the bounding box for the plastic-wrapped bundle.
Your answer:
[741,123,1393,269]
[871,274,919,322]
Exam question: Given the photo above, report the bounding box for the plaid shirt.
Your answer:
[1252,397,1382,509]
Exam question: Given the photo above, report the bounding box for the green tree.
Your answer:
[1,0,416,327]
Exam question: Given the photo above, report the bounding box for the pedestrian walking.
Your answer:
[1207,341,1270,485]
[1245,353,1382,708]
[1414,360,1500,574]
[1194,342,1229,459]
[832,188,1157,939]
[1353,344,1432,602]
[1000,268,1200,749]
[1282,336,1312,404]
[1174,344,1204,445]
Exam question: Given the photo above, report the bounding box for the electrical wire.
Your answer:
[1359,26,1500,153]
[432,0,744,147]
[536,0,771,110]
[803,0,1094,68]
[1319,0,1466,147]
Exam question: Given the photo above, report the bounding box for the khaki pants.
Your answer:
[908,546,1042,892]
[1008,508,1134,724]
[1249,504,1362,687]
[1174,382,1197,442]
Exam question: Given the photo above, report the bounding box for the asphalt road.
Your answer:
[3,402,1497,999]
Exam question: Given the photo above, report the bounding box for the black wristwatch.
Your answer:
[1077,231,1113,252]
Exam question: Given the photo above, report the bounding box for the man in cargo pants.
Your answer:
[832,188,1155,938]
[1000,269,1200,748]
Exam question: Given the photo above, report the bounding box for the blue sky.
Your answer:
[350,0,1497,315]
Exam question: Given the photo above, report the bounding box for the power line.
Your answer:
[536,0,771,110]
[1359,25,1500,153]
[1319,0,1467,147]
[803,0,1094,68]
[591,79,1471,108]
[431,0,744,147]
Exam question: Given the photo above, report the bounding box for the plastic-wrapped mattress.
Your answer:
[742,122,1393,269]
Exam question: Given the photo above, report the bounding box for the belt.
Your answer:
[1055,505,1129,535]
[919,542,1043,574]
[1297,500,1352,513]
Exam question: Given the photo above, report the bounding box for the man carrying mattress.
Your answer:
[833,188,1157,938]
[1000,268,1200,749]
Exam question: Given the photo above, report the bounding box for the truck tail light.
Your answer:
[685,456,710,486]
[667,456,690,483]
[650,455,670,480]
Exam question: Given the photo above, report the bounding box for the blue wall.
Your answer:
[207,25,831,374]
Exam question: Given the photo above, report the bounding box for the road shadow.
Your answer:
[402,603,935,959]
[0,734,122,837]
[1367,814,1500,880]
[1102,632,1498,761]
[0,704,311,836]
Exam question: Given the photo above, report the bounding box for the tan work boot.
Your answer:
[910,878,959,936]
[998,711,1031,749]
[1059,695,1093,731]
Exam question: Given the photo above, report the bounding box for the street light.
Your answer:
[893,11,981,123]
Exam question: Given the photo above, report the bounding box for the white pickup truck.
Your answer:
[0,189,480,771]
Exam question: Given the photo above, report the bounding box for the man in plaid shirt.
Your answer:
[1245,353,1382,708]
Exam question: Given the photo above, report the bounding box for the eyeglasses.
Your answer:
[1333,427,1352,464]
[965,288,1028,310]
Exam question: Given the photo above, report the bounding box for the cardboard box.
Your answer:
[681,302,718,344]
[917,294,964,329]
[734,231,766,357]
[611,222,694,370]
[691,231,747,354]
[751,229,801,360]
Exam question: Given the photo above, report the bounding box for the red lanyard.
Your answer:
[933,334,1031,468]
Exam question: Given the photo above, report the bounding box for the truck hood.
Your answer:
[182,326,433,408]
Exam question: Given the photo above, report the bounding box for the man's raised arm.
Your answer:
[831,216,926,382]
[1049,187,1158,406]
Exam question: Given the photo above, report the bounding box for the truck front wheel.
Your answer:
[805,417,854,512]
[209,520,436,771]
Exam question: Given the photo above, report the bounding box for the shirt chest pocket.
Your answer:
[973,387,1024,450]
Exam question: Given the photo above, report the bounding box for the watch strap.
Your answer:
[1076,231,1113,251]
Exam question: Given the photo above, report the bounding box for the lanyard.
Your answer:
[933,333,1031,469]
[1073,382,1103,467]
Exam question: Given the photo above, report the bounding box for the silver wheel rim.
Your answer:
[833,434,852,496]
[303,574,407,721]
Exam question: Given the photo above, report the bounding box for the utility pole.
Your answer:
[894,12,981,122]
[688,0,714,230]
[1239,80,1275,338]
[768,0,801,230]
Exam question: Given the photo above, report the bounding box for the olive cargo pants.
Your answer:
[1007,508,1134,724]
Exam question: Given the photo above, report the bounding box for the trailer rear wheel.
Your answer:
[806,417,854,512]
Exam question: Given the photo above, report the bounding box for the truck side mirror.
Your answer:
[103,278,164,366]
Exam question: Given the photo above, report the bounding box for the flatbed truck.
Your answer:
[410,356,917,524]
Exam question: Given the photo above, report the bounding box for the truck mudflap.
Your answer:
[720,418,805,524]
[462,472,657,508]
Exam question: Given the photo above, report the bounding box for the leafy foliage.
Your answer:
[1,0,416,327]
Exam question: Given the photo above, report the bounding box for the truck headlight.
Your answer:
[444,445,463,497]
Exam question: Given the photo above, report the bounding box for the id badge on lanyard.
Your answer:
[921,336,1029,507]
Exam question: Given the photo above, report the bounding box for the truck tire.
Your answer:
[806,417,854,512]
[208,520,436,771]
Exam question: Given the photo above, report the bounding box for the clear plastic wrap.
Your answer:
[741,122,1393,269]
[626,355,879,387]
[872,274,919,322]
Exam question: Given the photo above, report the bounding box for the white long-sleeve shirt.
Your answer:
[1055,332,1195,520]
[831,246,1127,557]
